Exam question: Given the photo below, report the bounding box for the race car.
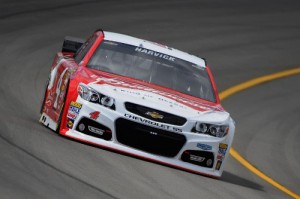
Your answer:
[40,29,235,178]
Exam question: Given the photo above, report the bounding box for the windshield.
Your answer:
[88,40,216,102]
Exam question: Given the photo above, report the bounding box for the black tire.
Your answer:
[40,79,49,115]
[55,81,69,134]
[55,102,65,134]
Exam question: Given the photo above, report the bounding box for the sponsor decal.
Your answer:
[69,106,81,114]
[219,143,228,149]
[119,88,186,110]
[217,155,224,160]
[67,101,81,123]
[70,101,82,108]
[216,160,222,170]
[68,101,82,114]
[66,118,74,129]
[218,143,228,156]
[135,47,175,62]
[120,89,142,96]
[67,112,77,119]
[88,126,104,135]
[190,154,205,162]
[92,77,223,112]
[216,143,228,162]
[197,143,212,151]
[124,113,182,132]
[89,111,100,120]
[145,111,164,119]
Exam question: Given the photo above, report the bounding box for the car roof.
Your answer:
[103,31,206,68]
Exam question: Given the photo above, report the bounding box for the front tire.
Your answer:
[55,81,69,134]
[55,102,65,134]
[40,79,50,115]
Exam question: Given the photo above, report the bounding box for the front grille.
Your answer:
[116,118,186,157]
[125,102,187,126]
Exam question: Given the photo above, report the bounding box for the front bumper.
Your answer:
[61,98,234,178]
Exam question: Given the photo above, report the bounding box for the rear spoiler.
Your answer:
[62,36,85,53]
[62,29,104,53]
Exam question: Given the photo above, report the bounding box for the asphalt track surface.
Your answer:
[0,0,300,198]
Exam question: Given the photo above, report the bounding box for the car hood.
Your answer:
[84,69,229,123]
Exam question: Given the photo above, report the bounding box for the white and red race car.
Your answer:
[40,29,235,178]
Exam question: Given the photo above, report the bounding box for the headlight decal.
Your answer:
[78,83,115,110]
[192,122,229,138]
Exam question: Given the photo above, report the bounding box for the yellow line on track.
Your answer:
[219,67,300,199]
[220,67,300,101]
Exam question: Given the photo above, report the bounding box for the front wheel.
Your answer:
[40,79,50,115]
[55,101,65,134]
[55,81,69,134]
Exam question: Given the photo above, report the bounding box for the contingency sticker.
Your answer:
[196,143,212,151]
[66,101,82,128]
[216,143,228,162]
[66,118,75,129]
[68,101,82,114]
[218,143,228,156]
[216,160,222,170]
[70,101,82,108]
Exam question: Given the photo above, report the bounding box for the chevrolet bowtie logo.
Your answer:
[145,111,164,119]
